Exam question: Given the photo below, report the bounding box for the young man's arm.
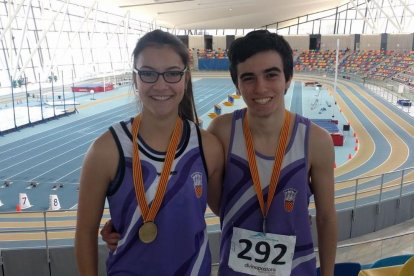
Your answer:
[207,114,233,215]
[309,124,337,276]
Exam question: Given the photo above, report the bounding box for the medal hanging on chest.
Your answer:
[138,221,158,243]
[131,115,183,243]
[242,110,291,234]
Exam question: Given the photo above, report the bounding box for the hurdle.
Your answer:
[1,180,12,188]
[223,95,235,106]
[208,104,222,118]
[26,181,39,189]
[214,104,222,115]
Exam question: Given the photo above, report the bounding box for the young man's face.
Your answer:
[236,50,291,118]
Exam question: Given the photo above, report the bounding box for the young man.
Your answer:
[207,30,337,276]
[101,30,337,276]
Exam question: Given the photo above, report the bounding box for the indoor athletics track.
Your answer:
[0,72,413,248]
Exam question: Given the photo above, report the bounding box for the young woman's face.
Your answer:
[134,45,187,119]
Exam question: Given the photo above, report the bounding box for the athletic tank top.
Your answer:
[106,118,211,276]
[219,109,316,276]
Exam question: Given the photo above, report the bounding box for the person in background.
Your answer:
[208,29,337,276]
[101,29,337,276]
[75,29,223,276]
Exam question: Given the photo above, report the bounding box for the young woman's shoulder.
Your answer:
[91,131,117,156]
[83,130,119,182]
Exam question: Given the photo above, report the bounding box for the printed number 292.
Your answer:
[237,239,287,264]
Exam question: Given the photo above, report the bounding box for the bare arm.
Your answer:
[206,114,233,215]
[75,132,118,276]
[200,129,224,216]
[309,124,337,276]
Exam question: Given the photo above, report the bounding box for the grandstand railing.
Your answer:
[333,229,414,265]
[297,70,414,119]
[308,70,414,102]
[0,168,413,249]
[332,167,414,211]
[0,171,413,275]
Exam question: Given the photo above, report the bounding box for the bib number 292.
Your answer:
[228,227,296,276]
[237,239,287,264]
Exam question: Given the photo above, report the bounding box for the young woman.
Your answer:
[75,29,223,276]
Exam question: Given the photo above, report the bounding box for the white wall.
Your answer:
[360,34,381,50]
[189,35,205,50]
[387,34,413,51]
[321,35,354,50]
[284,35,309,51]
[213,36,227,50]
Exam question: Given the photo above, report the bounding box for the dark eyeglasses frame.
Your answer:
[133,67,187,83]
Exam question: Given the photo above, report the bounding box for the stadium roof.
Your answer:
[102,0,349,29]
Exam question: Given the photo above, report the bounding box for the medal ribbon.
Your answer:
[242,109,291,218]
[131,115,182,223]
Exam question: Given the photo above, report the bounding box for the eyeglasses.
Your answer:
[133,67,187,83]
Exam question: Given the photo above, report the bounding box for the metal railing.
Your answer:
[333,167,414,211]
[0,168,413,250]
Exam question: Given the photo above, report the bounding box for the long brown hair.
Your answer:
[132,30,198,124]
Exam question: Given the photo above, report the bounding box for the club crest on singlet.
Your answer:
[192,172,203,198]
[283,188,298,212]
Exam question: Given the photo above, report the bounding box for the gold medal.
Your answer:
[132,116,182,245]
[139,221,158,243]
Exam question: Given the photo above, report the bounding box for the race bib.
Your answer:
[228,227,296,276]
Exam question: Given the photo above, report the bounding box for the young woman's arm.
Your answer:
[75,131,118,276]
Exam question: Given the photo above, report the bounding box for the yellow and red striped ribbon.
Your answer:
[242,109,291,218]
[131,115,182,223]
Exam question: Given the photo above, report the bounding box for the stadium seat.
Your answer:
[358,265,402,276]
[317,262,361,276]
[370,254,414,268]
[358,255,414,276]
[399,256,414,276]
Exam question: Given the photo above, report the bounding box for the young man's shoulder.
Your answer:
[199,128,221,146]
[308,122,334,150]
[209,113,233,129]
[309,121,331,137]
[206,113,234,148]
